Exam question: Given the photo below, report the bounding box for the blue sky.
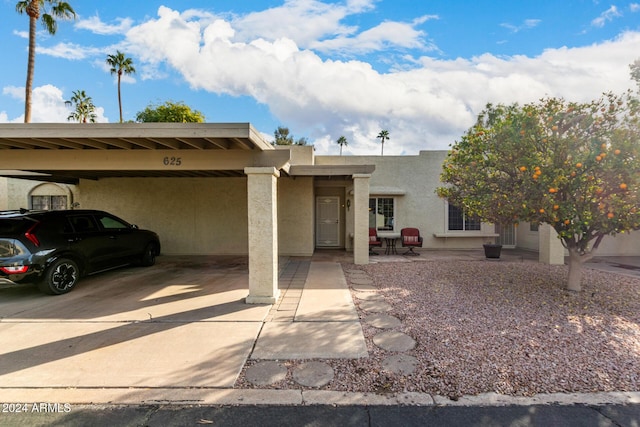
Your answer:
[1,0,639,154]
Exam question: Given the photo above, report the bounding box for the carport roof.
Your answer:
[0,123,271,151]
[0,123,277,183]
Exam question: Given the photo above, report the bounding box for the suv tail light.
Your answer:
[24,222,41,247]
[0,266,29,274]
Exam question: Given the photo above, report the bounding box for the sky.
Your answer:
[0,0,639,155]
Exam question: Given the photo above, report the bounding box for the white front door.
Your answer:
[495,223,516,248]
[316,196,340,247]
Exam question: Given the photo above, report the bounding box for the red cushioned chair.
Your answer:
[401,227,423,255]
[369,227,383,255]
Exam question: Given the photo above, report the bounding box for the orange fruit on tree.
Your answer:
[614,149,621,155]
[539,208,545,214]
[552,125,558,131]
[519,166,527,172]
[595,156,602,162]
[553,205,559,210]
[564,219,570,225]
[620,183,628,190]
[570,171,576,177]
[607,212,615,219]
[549,188,557,193]
[576,162,582,168]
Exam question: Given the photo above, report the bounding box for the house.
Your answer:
[1,123,638,301]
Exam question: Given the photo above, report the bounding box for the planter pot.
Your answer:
[483,244,502,259]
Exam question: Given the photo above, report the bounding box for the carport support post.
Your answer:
[352,173,371,265]
[245,167,280,304]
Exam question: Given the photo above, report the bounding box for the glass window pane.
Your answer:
[448,204,463,230]
[465,215,481,231]
[377,198,394,231]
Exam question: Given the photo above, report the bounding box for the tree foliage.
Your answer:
[135,101,204,123]
[106,50,136,123]
[66,89,96,123]
[16,0,76,123]
[438,93,640,291]
[272,126,307,146]
[377,130,389,155]
[337,135,348,155]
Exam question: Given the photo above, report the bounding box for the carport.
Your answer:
[0,123,372,303]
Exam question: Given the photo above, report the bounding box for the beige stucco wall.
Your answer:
[316,151,496,250]
[278,176,315,256]
[0,178,7,210]
[1,178,78,210]
[77,176,313,256]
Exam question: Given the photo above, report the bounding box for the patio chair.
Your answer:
[369,227,383,255]
[401,227,423,255]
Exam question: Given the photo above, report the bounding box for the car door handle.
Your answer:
[68,237,82,242]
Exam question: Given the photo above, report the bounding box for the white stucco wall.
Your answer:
[278,176,315,256]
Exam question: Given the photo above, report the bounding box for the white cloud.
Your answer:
[13,30,28,39]
[631,3,640,12]
[1,85,108,123]
[500,19,541,33]
[591,5,622,27]
[38,42,104,60]
[76,16,134,35]
[123,7,639,154]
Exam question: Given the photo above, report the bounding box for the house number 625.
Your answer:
[163,157,182,166]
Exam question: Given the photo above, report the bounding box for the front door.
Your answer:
[316,196,340,247]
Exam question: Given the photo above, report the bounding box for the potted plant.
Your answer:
[483,238,502,259]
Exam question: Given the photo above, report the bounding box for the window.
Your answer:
[530,222,539,232]
[97,214,129,230]
[448,204,480,231]
[369,197,394,231]
[31,195,67,211]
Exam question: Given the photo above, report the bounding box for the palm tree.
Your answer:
[377,130,390,156]
[337,136,348,155]
[16,0,76,123]
[106,50,136,123]
[66,90,97,123]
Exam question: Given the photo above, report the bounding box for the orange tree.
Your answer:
[438,93,640,291]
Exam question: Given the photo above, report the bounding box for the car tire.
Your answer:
[38,258,80,295]
[140,243,157,267]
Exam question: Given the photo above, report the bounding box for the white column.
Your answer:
[539,223,565,265]
[352,173,371,265]
[244,167,280,304]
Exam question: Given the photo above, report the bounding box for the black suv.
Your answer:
[0,209,160,295]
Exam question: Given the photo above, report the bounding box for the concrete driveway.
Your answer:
[0,256,270,390]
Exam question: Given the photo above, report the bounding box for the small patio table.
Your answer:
[379,232,401,255]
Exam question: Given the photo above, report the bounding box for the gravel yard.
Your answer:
[238,259,640,399]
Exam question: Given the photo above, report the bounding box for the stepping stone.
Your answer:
[373,331,416,352]
[352,284,377,292]
[354,292,385,302]
[293,361,334,387]
[364,313,401,329]
[359,299,392,313]
[245,361,287,386]
[382,354,418,375]
[350,278,374,285]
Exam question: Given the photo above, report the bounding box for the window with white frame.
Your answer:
[447,203,481,231]
[369,197,394,231]
[31,195,68,211]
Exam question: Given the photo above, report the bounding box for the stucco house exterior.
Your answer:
[1,123,638,302]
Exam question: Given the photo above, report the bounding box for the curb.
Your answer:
[1,388,639,407]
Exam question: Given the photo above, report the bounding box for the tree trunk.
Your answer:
[24,15,37,123]
[117,72,123,123]
[566,248,583,292]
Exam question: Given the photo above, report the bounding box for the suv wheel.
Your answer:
[140,243,156,267]
[39,258,80,295]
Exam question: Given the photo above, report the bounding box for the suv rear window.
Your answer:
[0,218,31,235]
